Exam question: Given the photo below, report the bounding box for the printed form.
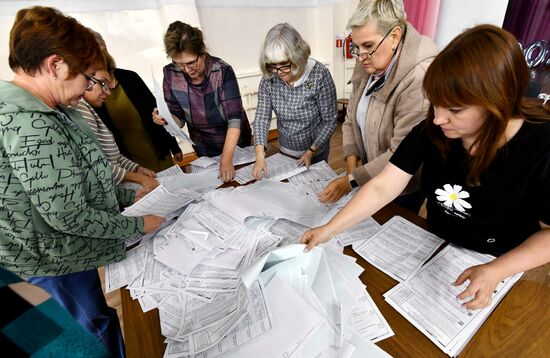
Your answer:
[384,244,522,357]
[152,73,194,145]
[354,216,444,282]
[234,153,306,184]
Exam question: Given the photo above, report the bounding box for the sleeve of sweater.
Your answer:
[312,65,337,149]
[252,78,273,147]
[2,113,144,239]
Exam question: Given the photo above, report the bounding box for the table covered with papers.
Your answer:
[109,160,550,358]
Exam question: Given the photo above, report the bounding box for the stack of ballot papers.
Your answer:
[190,146,256,173]
[384,244,523,357]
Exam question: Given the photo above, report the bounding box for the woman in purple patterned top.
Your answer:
[152,21,251,182]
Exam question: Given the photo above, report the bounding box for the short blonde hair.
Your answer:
[347,0,407,34]
[259,23,311,79]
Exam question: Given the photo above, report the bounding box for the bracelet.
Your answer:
[307,147,318,153]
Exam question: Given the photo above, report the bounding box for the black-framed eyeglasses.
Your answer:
[172,55,200,70]
[350,28,394,60]
[266,63,292,74]
[81,72,98,91]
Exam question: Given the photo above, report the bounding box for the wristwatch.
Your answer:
[348,174,358,188]
[307,146,318,153]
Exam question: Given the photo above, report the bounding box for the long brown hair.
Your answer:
[9,6,104,77]
[423,24,549,186]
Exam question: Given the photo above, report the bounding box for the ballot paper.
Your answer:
[191,146,256,173]
[157,165,183,177]
[234,153,306,184]
[322,248,394,344]
[222,274,326,358]
[384,244,523,357]
[337,217,381,246]
[152,72,194,145]
[267,218,310,247]
[169,280,273,358]
[354,216,444,282]
[159,171,223,194]
[288,160,338,185]
[122,185,195,217]
[104,240,154,293]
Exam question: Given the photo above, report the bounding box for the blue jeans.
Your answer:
[28,270,125,358]
[311,143,330,165]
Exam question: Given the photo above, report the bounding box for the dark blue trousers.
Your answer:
[311,143,330,165]
[28,269,125,358]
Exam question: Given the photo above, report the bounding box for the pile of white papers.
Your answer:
[190,146,256,173]
[206,180,330,227]
[236,244,393,358]
[384,244,523,357]
[108,161,524,357]
[107,195,395,357]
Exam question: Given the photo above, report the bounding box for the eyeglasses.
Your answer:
[81,73,111,93]
[172,55,201,70]
[82,72,98,91]
[95,78,112,93]
[350,28,393,60]
[267,63,292,74]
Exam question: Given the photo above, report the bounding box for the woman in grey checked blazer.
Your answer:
[252,23,337,179]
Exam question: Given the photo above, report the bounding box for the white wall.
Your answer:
[434,0,509,48]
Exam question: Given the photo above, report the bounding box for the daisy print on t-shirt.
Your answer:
[435,184,472,218]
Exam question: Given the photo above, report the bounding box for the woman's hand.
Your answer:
[454,262,503,310]
[152,108,167,125]
[219,157,235,182]
[317,176,352,203]
[298,149,314,168]
[172,152,184,163]
[137,166,157,178]
[301,225,334,251]
[252,157,268,180]
[143,215,165,233]
[135,174,159,190]
[134,187,151,203]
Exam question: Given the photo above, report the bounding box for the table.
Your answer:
[120,202,550,358]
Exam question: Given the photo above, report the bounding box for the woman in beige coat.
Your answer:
[318,0,437,212]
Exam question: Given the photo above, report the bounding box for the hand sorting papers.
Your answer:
[191,146,256,173]
[384,244,523,357]
[234,153,307,184]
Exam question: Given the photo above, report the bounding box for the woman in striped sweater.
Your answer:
[75,59,159,190]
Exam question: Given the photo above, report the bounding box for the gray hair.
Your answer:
[259,23,311,79]
[347,0,407,34]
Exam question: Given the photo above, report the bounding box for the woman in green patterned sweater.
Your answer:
[0,6,164,357]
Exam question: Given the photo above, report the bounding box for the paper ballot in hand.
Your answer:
[152,71,195,145]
